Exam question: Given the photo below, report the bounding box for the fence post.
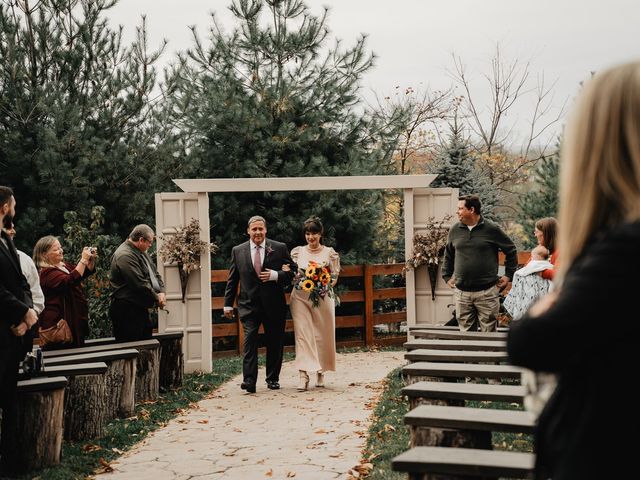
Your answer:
[364,264,374,346]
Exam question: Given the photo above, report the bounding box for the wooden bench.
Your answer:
[392,446,534,479]
[43,339,160,402]
[405,404,534,453]
[409,325,509,332]
[412,329,508,341]
[20,362,109,441]
[403,362,523,383]
[405,349,509,364]
[84,332,184,390]
[402,381,525,409]
[404,339,507,352]
[4,377,68,474]
[46,349,138,419]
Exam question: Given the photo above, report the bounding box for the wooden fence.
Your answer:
[210,263,407,357]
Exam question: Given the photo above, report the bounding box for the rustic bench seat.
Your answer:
[404,339,507,352]
[402,380,525,409]
[45,349,138,419]
[84,333,183,390]
[412,329,508,341]
[403,361,523,382]
[405,348,509,364]
[44,340,160,402]
[405,404,534,451]
[405,404,535,434]
[392,446,534,479]
[19,362,109,440]
[409,325,509,332]
[6,376,68,474]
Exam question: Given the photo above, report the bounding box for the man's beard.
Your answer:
[2,213,12,230]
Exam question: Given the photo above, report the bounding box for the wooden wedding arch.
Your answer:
[155,175,457,373]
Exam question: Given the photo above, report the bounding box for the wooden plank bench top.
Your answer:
[404,339,507,351]
[402,381,525,404]
[403,362,523,380]
[405,404,535,434]
[84,332,184,347]
[43,339,159,358]
[412,329,508,341]
[405,349,509,363]
[45,349,139,366]
[392,446,534,478]
[17,376,68,393]
[409,325,509,332]
[19,362,108,380]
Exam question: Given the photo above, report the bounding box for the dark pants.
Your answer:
[110,299,152,342]
[0,342,21,475]
[241,311,285,386]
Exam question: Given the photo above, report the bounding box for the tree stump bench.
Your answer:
[85,332,184,391]
[153,332,184,390]
[45,349,138,419]
[392,446,534,479]
[402,381,525,410]
[3,376,68,475]
[404,339,507,352]
[402,362,523,385]
[411,330,508,341]
[43,339,160,402]
[405,404,534,454]
[19,362,109,440]
[405,349,509,364]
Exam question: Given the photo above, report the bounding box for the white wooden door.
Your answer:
[155,192,212,373]
[404,187,458,328]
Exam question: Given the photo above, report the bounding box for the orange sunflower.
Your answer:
[301,279,315,291]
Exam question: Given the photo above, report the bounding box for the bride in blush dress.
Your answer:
[289,217,340,391]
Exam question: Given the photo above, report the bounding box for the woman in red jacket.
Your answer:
[33,236,96,348]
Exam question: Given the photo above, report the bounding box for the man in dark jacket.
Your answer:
[0,186,37,475]
[109,224,166,342]
[442,195,517,332]
[223,216,296,393]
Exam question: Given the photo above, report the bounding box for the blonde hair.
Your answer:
[558,61,640,281]
[531,245,549,260]
[33,235,59,268]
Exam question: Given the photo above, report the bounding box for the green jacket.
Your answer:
[109,241,165,308]
[442,217,517,291]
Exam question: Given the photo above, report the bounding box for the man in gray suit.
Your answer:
[224,216,296,393]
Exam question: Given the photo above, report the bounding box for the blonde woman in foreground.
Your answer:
[507,61,640,479]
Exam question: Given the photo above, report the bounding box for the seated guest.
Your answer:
[33,236,97,348]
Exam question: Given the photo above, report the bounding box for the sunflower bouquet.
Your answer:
[294,260,338,307]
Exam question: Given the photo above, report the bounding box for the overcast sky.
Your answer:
[109,0,639,144]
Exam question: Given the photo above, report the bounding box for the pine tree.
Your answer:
[163,0,403,265]
[517,151,560,248]
[429,122,498,219]
[0,1,173,249]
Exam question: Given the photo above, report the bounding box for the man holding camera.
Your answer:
[0,186,37,476]
[109,224,166,342]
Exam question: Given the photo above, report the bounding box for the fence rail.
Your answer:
[210,263,407,356]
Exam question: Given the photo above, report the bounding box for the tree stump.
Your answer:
[135,344,160,402]
[105,356,137,418]
[405,374,493,480]
[154,332,184,391]
[64,373,108,440]
[7,377,67,474]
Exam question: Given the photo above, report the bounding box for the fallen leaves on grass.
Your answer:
[94,458,113,474]
[82,444,102,453]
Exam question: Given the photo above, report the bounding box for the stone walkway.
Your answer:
[103,351,405,480]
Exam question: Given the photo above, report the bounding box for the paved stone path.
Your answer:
[103,351,405,480]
